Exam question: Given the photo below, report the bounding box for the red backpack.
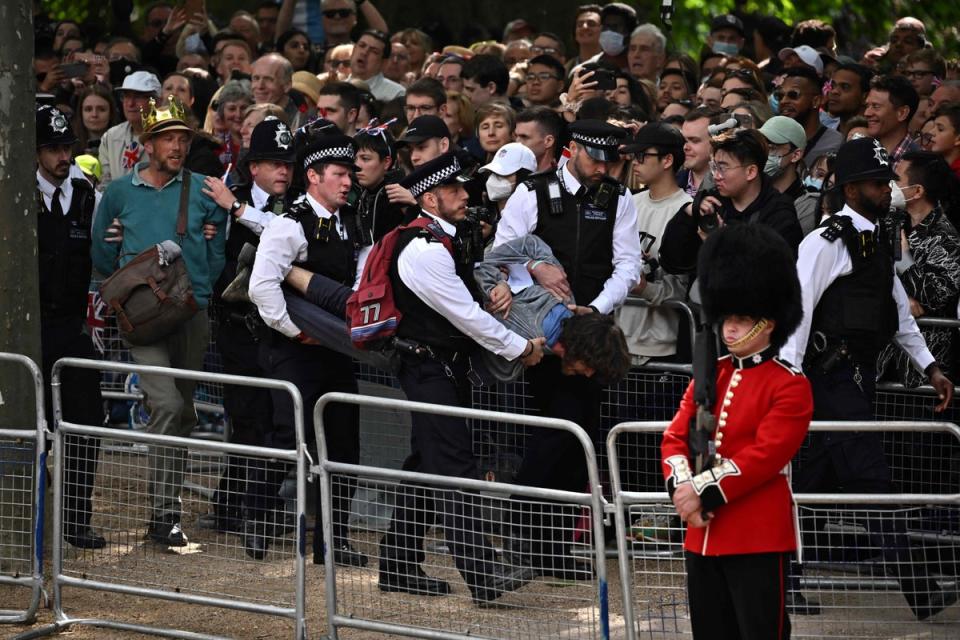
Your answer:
[346,216,455,350]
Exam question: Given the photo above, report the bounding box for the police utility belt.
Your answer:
[392,337,484,386]
[803,331,867,391]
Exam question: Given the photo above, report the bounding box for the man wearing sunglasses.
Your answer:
[777,67,843,171]
[276,0,387,51]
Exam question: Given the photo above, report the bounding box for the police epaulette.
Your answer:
[281,195,311,221]
[522,169,557,191]
[820,215,853,242]
[773,357,803,376]
[601,175,627,195]
[419,220,449,243]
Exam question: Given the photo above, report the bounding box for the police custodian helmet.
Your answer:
[37,104,78,148]
[697,224,802,350]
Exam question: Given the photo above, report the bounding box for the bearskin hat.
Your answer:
[697,224,802,349]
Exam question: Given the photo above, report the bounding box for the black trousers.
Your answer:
[794,363,938,614]
[511,358,602,563]
[379,355,499,593]
[41,319,105,535]
[245,337,359,549]
[686,551,791,640]
[213,319,273,519]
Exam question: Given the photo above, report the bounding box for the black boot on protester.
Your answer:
[471,564,537,607]
[379,565,452,596]
[243,519,270,560]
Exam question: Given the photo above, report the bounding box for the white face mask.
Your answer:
[889,181,906,210]
[485,174,516,202]
[599,30,626,56]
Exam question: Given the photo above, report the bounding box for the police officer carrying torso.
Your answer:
[246,133,365,566]
[199,118,297,533]
[377,152,545,604]
[495,120,643,579]
[35,105,107,549]
[780,137,957,620]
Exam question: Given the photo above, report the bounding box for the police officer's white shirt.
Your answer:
[779,204,935,372]
[249,193,349,338]
[36,164,102,232]
[495,163,643,314]
[235,182,280,235]
[398,210,527,360]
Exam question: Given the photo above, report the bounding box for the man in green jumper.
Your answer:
[92,97,228,546]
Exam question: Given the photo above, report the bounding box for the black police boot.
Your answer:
[379,565,451,596]
[243,519,270,560]
[65,526,107,550]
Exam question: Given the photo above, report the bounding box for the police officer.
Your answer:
[247,133,365,566]
[780,136,957,620]
[378,152,545,604]
[198,118,297,533]
[35,105,107,549]
[495,120,643,578]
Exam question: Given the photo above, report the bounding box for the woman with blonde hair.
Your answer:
[475,102,516,161]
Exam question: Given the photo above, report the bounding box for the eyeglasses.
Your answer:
[725,68,756,81]
[904,69,934,79]
[322,9,355,19]
[525,72,560,83]
[404,103,438,115]
[709,161,744,177]
[633,151,663,163]
[917,132,935,145]
[530,46,559,56]
[773,89,805,101]
[331,59,351,68]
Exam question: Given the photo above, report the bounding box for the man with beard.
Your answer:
[780,137,957,620]
[776,67,843,170]
[92,97,228,546]
[825,63,873,136]
[35,105,108,550]
[246,133,366,566]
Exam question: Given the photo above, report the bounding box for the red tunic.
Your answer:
[661,350,813,556]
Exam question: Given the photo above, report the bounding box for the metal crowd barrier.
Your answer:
[0,353,46,625]
[20,358,308,640]
[314,392,611,640]
[607,421,960,640]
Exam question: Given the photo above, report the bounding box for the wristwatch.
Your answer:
[229,200,244,216]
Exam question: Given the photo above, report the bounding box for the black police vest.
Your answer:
[37,179,95,323]
[526,171,619,305]
[285,199,358,288]
[388,224,481,353]
[810,216,899,363]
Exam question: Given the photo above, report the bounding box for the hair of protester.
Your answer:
[528,54,566,79]
[320,80,362,113]
[516,105,563,145]
[783,65,825,91]
[870,74,921,122]
[475,101,516,133]
[902,48,947,80]
[462,54,510,95]
[901,150,960,214]
[834,62,874,95]
[406,77,446,109]
[600,2,638,33]
[359,29,391,59]
[558,313,631,385]
[711,128,769,171]
[791,19,836,50]
[354,126,395,160]
[445,90,476,138]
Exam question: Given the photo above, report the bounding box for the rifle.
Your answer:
[689,305,718,474]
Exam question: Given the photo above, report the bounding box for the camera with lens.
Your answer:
[457,203,499,264]
[691,187,722,236]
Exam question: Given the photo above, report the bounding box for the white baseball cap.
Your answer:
[480,142,537,176]
[116,70,162,96]
[778,45,824,77]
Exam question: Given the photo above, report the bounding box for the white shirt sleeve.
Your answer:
[398,238,528,360]
[494,183,538,248]
[779,231,848,367]
[248,216,308,337]
[589,193,643,314]
[891,275,936,373]
[235,205,276,236]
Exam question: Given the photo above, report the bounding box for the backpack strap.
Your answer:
[176,169,192,242]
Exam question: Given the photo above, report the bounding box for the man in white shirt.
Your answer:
[617,122,692,366]
[377,152,544,605]
[99,71,160,188]
[349,29,405,102]
[247,133,367,567]
[781,136,956,620]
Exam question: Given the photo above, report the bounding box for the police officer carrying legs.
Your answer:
[247,133,365,566]
[35,105,107,549]
[198,118,297,533]
[377,152,546,605]
[780,136,958,620]
[495,120,643,578]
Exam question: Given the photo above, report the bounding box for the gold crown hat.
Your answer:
[139,95,194,143]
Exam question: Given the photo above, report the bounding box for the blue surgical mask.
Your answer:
[712,41,739,56]
[599,30,626,56]
[803,176,823,192]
